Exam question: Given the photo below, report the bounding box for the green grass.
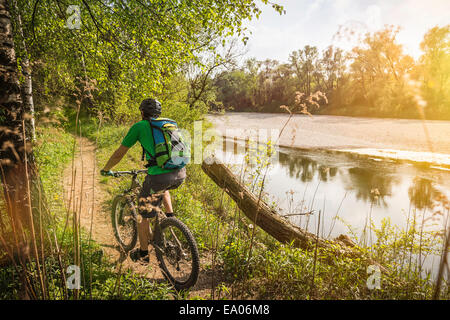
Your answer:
[34,126,74,216]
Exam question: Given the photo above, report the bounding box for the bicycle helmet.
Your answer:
[139,98,162,118]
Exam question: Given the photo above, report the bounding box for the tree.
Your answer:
[211,24,449,119]
[289,45,319,96]
[15,0,284,121]
[349,26,415,115]
[214,68,255,111]
[0,0,46,299]
[10,0,35,141]
[0,0,34,239]
[320,46,346,92]
[420,25,450,116]
[186,39,242,110]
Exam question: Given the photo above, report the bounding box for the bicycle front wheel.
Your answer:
[154,217,200,291]
[111,195,138,252]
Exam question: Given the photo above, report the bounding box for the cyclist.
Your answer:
[100,98,186,263]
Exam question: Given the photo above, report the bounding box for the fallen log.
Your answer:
[202,156,359,257]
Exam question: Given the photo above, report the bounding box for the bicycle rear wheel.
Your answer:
[111,195,138,252]
[154,217,199,291]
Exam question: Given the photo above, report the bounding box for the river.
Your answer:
[209,112,450,277]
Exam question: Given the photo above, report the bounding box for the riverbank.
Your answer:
[208,112,450,168]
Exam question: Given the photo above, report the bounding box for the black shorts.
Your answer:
[138,167,186,218]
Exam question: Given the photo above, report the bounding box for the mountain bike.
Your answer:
[109,169,199,290]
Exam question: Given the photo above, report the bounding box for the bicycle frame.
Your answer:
[113,170,147,194]
[110,169,200,289]
[112,169,165,253]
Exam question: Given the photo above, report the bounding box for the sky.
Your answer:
[241,0,450,63]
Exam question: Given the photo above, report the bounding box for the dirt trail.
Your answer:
[63,136,217,298]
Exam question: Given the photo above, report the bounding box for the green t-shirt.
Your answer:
[121,120,175,175]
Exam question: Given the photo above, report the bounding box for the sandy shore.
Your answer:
[208,112,450,166]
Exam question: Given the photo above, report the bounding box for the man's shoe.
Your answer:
[130,248,149,264]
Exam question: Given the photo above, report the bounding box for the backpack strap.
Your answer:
[140,118,158,168]
[141,144,157,167]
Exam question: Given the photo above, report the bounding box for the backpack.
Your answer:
[141,118,190,170]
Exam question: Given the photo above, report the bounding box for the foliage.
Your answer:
[212,24,450,120]
[10,0,284,123]
[419,25,450,117]
[34,126,74,211]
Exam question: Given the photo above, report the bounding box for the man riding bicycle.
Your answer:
[100,98,186,263]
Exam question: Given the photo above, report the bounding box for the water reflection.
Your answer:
[408,177,443,210]
[278,150,402,207]
[344,167,400,207]
[278,152,338,183]
[220,139,449,224]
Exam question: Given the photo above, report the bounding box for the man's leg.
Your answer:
[132,173,162,262]
[137,216,150,251]
[162,190,173,214]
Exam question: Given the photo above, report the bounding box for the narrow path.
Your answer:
[63,136,218,299]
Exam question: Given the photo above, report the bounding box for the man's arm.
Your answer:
[102,145,130,171]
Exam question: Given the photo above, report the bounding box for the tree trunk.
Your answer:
[11,0,35,141]
[0,0,40,298]
[0,0,32,235]
[0,1,45,296]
